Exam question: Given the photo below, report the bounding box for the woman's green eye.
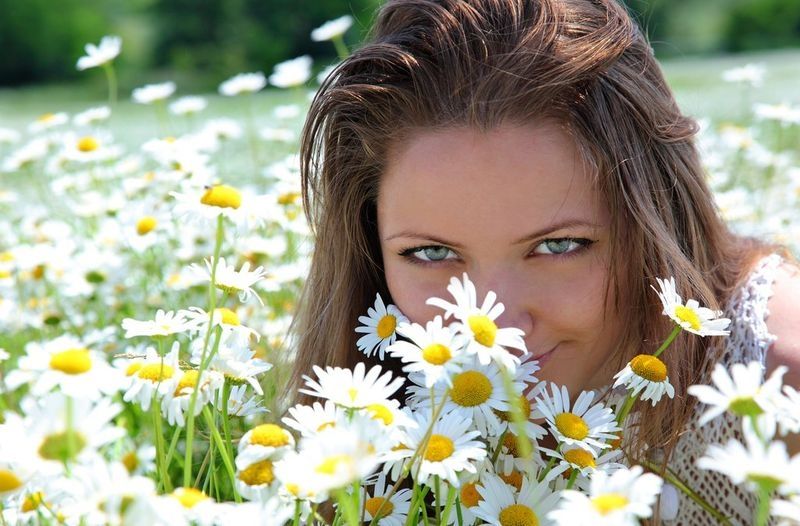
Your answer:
[534,238,588,256]
[419,246,453,261]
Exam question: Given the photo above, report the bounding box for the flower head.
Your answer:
[268,56,312,88]
[612,354,675,406]
[652,277,731,336]
[472,472,561,526]
[311,15,353,41]
[389,315,466,388]
[355,293,408,360]
[219,72,266,96]
[76,36,121,71]
[132,82,176,104]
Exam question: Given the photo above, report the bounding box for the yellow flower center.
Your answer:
[629,354,667,382]
[468,314,497,347]
[499,470,523,491]
[238,460,275,486]
[122,451,138,473]
[125,362,142,376]
[498,504,538,526]
[32,264,46,280]
[554,413,589,440]
[0,269,11,279]
[450,370,493,407]
[215,307,240,326]
[137,363,175,382]
[365,496,394,520]
[316,454,352,475]
[174,370,200,396]
[21,492,44,512]
[250,424,291,448]
[367,403,394,426]
[674,305,701,330]
[49,348,92,374]
[277,191,300,205]
[460,481,481,507]
[592,493,629,515]
[38,113,55,122]
[172,487,209,508]
[39,431,87,462]
[0,469,22,493]
[200,185,242,209]
[136,216,157,235]
[424,434,455,462]
[497,394,532,422]
[564,448,596,469]
[376,314,397,339]
[77,136,99,152]
[502,433,522,457]
[422,343,452,365]
[317,421,336,432]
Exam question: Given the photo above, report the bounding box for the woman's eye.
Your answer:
[402,245,458,262]
[533,238,590,256]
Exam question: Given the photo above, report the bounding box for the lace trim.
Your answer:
[665,253,784,525]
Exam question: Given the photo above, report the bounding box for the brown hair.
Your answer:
[289,0,783,472]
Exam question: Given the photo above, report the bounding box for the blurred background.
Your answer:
[0,0,798,88]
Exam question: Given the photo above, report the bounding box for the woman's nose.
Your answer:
[472,272,534,336]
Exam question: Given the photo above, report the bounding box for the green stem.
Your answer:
[102,62,117,106]
[565,469,578,489]
[641,459,732,526]
[65,395,75,474]
[335,488,359,526]
[755,486,772,526]
[164,425,183,471]
[331,35,349,60]
[202,406,241,502]
[221,380,236,464]
[293,500,302,526]
[653,326,682,358]
[440,483,457,526]
[184,215,224,487]
[616,391,637,426]
[152,394,169,491]
[435,476,441,525]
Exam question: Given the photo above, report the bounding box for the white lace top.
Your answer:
[664,254,784,525]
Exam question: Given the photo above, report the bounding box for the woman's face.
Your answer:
[377,121,624,394]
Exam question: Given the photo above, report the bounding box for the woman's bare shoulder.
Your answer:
[765,261,800,381]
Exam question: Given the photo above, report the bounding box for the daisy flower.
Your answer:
[652,277,731,336]
[687,361,787,426]
[73,106,111,126]
[408,356,533,437]
[283,400,344,438]
[122,343,181,411]
[389,315,466,388]
[539,444,624,483]
[191,338,272,395]
[696,426,799,494]
[360,472,412,526]
[4,334,123,400]
[192,256,267,306]
[218,72,266,96]
[222,384,268,418]
[355,293,408,360]
[268,55,312,88]
[612,354,675,406]
[169,96,207,116]
[182,306,261,343]
[300,362,404,409]
[401,409,487,487]
[536,383,620,457]
[772,495,800,525]
[548,466,662,526]
[427,273,527,371]
[236,424,296,471]
[472,472,561,526]
[776,385,800,435]
[76,35,121,70]
[311,15,354,41]
[121,309,196,338]
[161,369,225,427]
[132,82,176,104]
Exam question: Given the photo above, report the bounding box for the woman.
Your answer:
[289,0,800,523]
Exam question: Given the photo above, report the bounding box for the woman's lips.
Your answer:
[531,344,558,368]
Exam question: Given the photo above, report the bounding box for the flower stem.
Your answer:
[202,406,241,502]
[755,486,771,526]
[641,459,732,525]
[653,326,682,358]
[332,35,349,60]
[184,214,225,487]
[102,62,117,105]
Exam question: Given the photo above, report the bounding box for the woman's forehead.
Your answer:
[377,123,609,242]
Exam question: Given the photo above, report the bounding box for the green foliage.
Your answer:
[0,0,114,85]
[150,0,382,79]
[722,0,800,52]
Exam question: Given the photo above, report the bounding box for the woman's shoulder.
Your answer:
[765,259,800,383]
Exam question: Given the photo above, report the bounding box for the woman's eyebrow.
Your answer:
[383,231,465,248]
[510,219,604,245]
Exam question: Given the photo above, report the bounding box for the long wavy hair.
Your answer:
[288,0,783,474]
